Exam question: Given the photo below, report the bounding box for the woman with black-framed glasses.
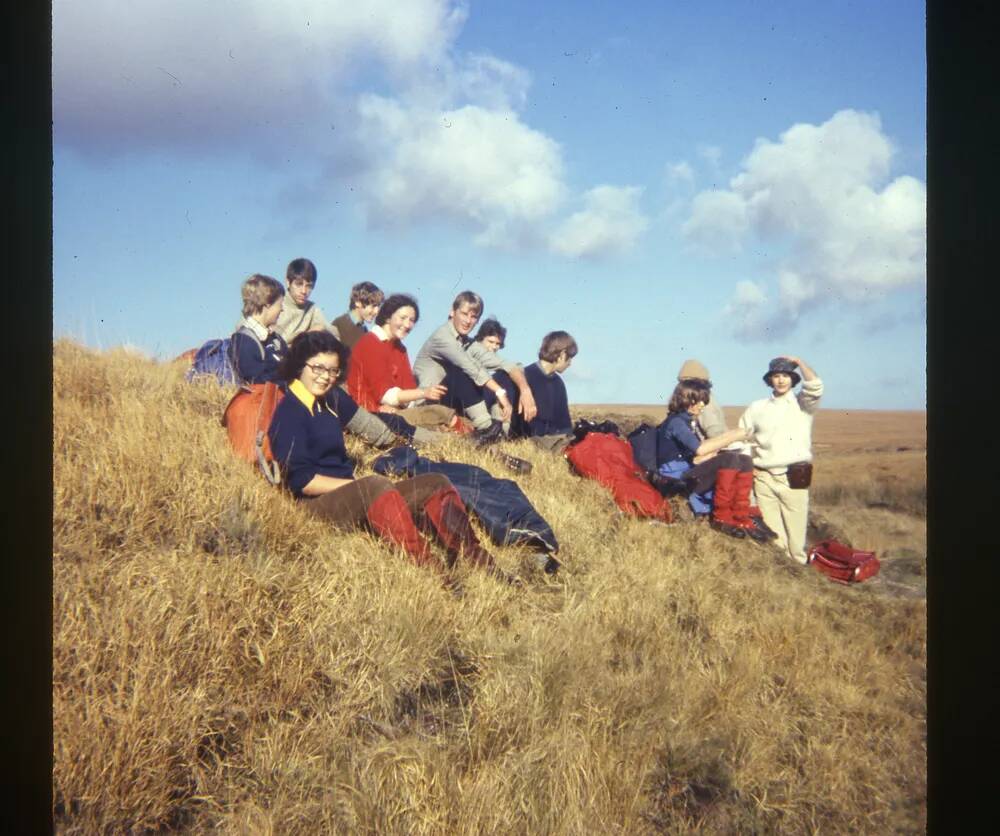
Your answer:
[267,331,516,583]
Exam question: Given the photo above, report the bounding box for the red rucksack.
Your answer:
[807,539,880,584]
[565,432,673,523]
[222,382,284,484]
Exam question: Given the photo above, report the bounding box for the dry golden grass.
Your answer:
[54,341,926,833]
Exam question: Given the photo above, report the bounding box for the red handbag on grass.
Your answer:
[807,539,880,584]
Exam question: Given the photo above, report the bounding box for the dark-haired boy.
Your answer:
[412,291,537,442]
[510,331,578,453]
[331,281,385,350]
[272,258,336,344]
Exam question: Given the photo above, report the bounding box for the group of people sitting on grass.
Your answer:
[223,257,823,582]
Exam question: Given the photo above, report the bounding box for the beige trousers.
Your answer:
[397,404,456,429]
[753,468,809,564]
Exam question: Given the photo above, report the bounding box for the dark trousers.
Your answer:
[438,363,488,412]
[683,450,752,496]
[482,369,519,413]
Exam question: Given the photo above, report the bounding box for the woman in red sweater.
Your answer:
[346,294,448,415]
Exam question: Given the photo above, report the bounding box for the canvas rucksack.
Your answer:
[222,381,284,485]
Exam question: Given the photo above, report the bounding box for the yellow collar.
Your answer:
[289,379,317,413]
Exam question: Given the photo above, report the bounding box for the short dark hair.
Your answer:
[286,258,317,286]
[474,317,507,348]
[278,331,350,383]
[538,331,578,363]
[667,382,709,416]
[375,293,420,327]
[451,290,483,315]
[241,274,284,317]
[349,281,384,309]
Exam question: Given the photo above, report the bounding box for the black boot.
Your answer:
[647,470,689,497]
[473,419,505,446]
[709,518,747,538]
[750,514,780,540]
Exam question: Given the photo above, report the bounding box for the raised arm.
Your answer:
[780,355,816,382]
[780,354,823,414]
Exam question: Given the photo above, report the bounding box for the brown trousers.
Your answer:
[303,473,452,528]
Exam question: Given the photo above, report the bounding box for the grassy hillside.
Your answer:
[53,340,926,833]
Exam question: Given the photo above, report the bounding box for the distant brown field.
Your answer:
[573,405,926,455]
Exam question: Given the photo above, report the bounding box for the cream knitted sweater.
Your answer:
[738,379,824,471]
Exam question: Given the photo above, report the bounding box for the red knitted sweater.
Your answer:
[346,330,417,412]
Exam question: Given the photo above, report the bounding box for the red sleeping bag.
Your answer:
[565,432,672,523]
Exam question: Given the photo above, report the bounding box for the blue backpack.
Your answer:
[185,327,263,385]
[185,338,238,384]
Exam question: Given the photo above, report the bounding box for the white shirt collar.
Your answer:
[372,324,390,342]
[241,317,270,341]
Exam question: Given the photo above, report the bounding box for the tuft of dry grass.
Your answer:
[53,340,926,833]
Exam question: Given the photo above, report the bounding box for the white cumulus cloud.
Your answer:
[354,95,566,246]
[548,186,650,259]
[684,109,926,340]
[682,190,749,254]
[54,0,649,259]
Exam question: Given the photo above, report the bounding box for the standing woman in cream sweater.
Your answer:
[739,356,823,564]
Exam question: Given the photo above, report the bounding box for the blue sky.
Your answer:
[53,0,926,409]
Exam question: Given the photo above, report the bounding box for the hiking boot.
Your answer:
[752,516,779,540]
[472,419,506,446]
[709,518,746,538]
[740,522,771,544]
[647,471,689,497]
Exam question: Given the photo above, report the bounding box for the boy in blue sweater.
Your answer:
[511,331,578,452]
[230,274,288,384]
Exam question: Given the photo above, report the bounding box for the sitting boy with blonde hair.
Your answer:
[230,274,288,384]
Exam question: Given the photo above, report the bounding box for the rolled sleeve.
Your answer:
[797,378,824,414]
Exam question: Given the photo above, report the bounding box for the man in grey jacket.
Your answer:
[412,291,537,442]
